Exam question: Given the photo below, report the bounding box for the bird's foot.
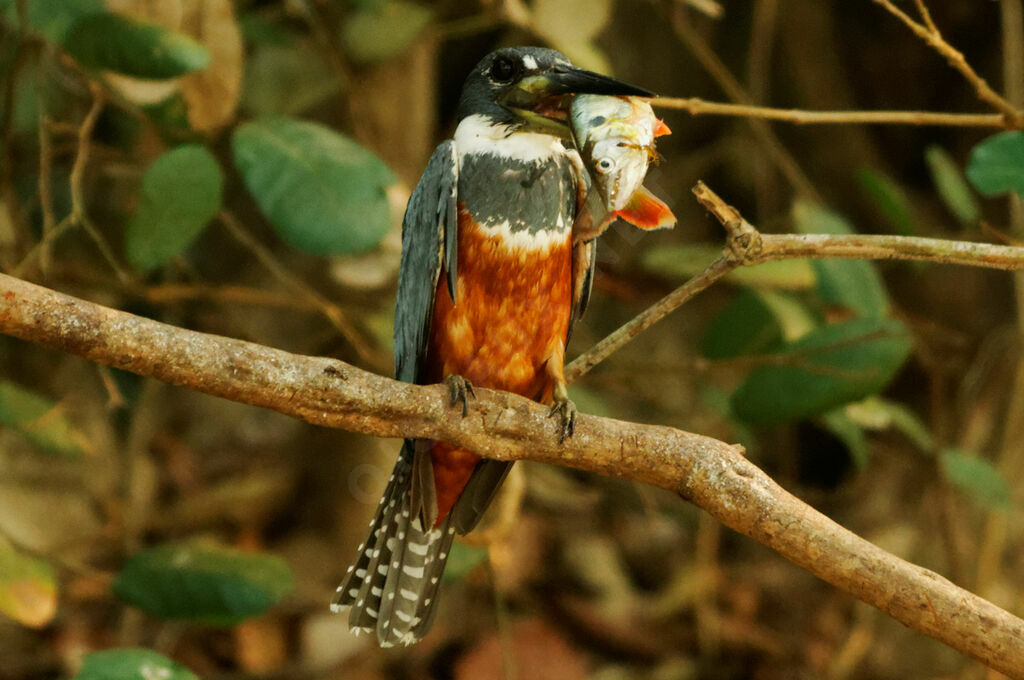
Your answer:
[548,382,576,444]
[444,375,476,417]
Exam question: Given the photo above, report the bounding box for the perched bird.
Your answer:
[332,46,652,646]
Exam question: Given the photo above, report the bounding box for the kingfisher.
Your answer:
[331,46,652,646]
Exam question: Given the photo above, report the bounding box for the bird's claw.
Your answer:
[548,396,577,444]
[444,375,475,417]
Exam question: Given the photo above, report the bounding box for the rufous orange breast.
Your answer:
[425,205,572,523]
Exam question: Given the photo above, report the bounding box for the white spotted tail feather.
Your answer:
[332,446,456,646]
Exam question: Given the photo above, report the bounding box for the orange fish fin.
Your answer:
[614,186,676,230]
[654,118,672,137]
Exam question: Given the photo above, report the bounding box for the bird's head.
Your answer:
[456,47,653,137]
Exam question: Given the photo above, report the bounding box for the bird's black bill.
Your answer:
[544,64,654,98]
[500,64,654,136]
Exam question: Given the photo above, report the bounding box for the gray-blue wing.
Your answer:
[393,140,458,385]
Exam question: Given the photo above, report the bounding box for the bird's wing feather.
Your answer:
[567,149,598,334]
[393,140,458,385]
[394,140,457,528]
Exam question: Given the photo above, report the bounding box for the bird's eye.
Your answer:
[489,56,520,84]
[596,158,614,174]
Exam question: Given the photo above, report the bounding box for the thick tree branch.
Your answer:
[0,273,1022,677]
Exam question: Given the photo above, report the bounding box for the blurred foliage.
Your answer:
[0,1,1022,679]
[73,648,199,680]
[125,145,223,271]
[111,542,293,625]
[967,131,1024,198]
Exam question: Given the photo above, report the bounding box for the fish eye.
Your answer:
[596,158,615,174]
[489,56,521,84]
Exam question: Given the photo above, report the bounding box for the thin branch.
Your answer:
[36,114,57,276]
[67,85,132,284]
[217,211,384,369]
[0,6,34,263]
[913,0,938,34]
[872,0,1024,126]
[682,0,723,19]
[566,182,1024,381]
[143,284,321,310]
[0,272,1022,678]
[565,257,734,383]
[652,98,1013,129]
[669,6,822,201]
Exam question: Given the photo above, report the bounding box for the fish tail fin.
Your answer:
[614,186,676,230]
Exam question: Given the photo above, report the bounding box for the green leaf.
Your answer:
[111,543,293,625]
[820,409,870,468]
[756,290,818,341]
[4,0,104,42]
[340,1,432,63]
[242,38,343,116]
[856,168,914,236]
[238,13,293,46]
[232,117,396,255]
[925,145,980,225]
[940,448,1011,511]
[442,542,488,583]
[0,380,84,457]
[966,131,1024,198]
[62,12,210,79]
[845,396,934,451]
[0,536,57,628]
[125,145,223,272]
[793,201,889,318]
[700,289,783,360]
[731,317,912,425]
[74,649,199,680]
[642,243,815,290]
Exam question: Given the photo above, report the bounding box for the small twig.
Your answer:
[913,0,938,34]
[976,0,1024,601]
[68,86,132,284]
[68,88,104,219]
[652,98,1013,129]
[566,182,1024,381]
[872,0,1024,126]
[217,211,382,368]
[295,0,358,132]
[36,114,57,276]
[683,0,724,19]
[144,284,321,311]
[669,5,822,201]
[96,365,126,411]
[11,215,75,278]
[0,6,34,263]
[566,257,735,383]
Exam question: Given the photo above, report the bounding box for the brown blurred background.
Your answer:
[0,1,1022,679]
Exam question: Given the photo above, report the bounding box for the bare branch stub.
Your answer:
[692,181,763,264]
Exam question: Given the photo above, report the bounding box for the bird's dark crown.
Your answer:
[456,47,570,126]
[455,47,652,135]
